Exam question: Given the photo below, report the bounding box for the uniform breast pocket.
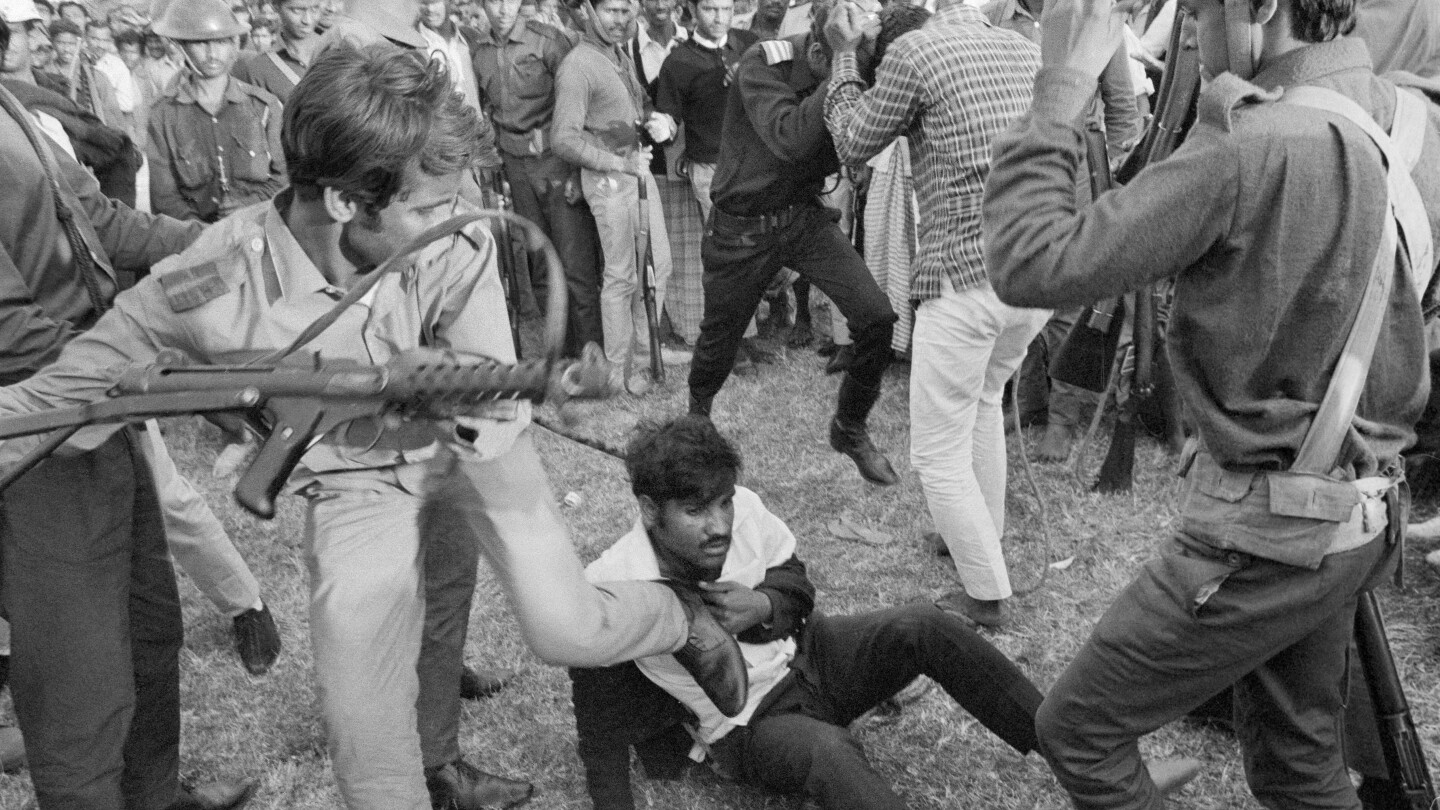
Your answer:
[511,54,552,100]
[175,143,213,191]
[230,118,273,182]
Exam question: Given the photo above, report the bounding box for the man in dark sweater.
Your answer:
[569,416,1046,810]
[654,0,756,219]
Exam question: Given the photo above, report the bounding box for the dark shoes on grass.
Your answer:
[460,666,515,701]
[167,780,257,810]
[232,603,282,676]
[935,591,1010,631]
[829,418,899,486]
[426,758,533,810]
[662,581,749,718]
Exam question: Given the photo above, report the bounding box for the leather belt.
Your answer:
[710,203,807,235]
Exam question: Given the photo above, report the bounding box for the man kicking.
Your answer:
[0,42,742,810]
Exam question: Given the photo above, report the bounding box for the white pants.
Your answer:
[303,433,687,809]
[141,421,261,617]
[581,169,672,379]
[910,283,1050,601]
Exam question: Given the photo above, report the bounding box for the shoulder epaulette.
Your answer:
[525,19,560,39]
[1197,72,1283,133]
[759,39,793,65]
[158,260,231,313]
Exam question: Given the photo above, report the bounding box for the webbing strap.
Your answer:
[1282,85,1429,474]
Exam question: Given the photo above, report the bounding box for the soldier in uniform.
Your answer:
[983,0,1440,804]
[472,0,606,354]
[0,14,262,810]
[146,0,286,223]
[230,0,323,104]
[0,42,743,810]
[687,0,900,486]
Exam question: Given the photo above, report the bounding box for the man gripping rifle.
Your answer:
[0,42,747,810]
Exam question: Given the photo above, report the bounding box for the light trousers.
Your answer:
[141,421,261,617]
[910,283,1050,601]
[581,169,672,377]
[302,432,688,809]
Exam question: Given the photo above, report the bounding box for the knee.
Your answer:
[1034,691,1083,765]
[805,724,867,770]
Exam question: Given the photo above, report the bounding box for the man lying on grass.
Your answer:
[569,416,1202,809]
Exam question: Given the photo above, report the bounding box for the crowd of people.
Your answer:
[0,0,1437,808]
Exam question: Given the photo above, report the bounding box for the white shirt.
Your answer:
[584,486,799,753]
[91,51,135,113]
[419,23,483,117]
[634,21,687,84]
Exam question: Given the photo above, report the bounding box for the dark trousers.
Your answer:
[741,604,1042,810]
[415,469,483,770]
[689,204,896,419]
[0,429,182,810]
[501,154,604,356]
[1036,531,1394,810]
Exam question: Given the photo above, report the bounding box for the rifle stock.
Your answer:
[1093,19,1201,492]
[488,173,526,360]
[635,166,665,385]
[1355,590,1438,808]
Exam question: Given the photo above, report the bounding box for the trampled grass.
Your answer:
[1,344,1437,809]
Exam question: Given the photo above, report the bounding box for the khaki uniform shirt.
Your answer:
[146,77,287,223]
[0,195,529,481]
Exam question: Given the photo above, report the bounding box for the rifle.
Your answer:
[634,127,665,385]
[479,170,526,359]
[0,208,582,514]
[1355,590,1437,808]
[1091,18,1200,493]
[0,349,614,519]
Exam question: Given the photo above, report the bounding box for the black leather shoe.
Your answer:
[662,582,748,718]
[824,343,855,375]
[459,665,515,701]
[425,759,533,810]
[232,603,282,676]
[829,418,899,486]
[167,780,257,810]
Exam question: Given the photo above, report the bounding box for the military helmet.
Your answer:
[151,0,249,40]
[338,0,426,49]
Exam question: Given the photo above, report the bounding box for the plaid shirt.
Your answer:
[826,0,1038,301]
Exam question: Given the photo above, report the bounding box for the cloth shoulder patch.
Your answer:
[759,39,793,65]
[158,261,231,313]
[1197,72,1283,133]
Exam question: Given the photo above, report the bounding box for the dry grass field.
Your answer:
[1,342,1437,809]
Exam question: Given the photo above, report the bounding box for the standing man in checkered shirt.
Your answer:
[824,0,1049,630]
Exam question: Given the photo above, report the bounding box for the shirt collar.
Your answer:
[480,21,529,46]
[173,75,249,106]
[263,195,345,300]
[636,21,686,50]
[1250,36,1372,92]
[691,30,727,50]
[935,0,988,22]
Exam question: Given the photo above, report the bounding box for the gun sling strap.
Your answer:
[1281,84,1432,476]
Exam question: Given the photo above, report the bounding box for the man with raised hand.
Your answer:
[983,0,1440,803]
[823,0,1049,630]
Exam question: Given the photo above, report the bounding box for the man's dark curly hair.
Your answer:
[862,2,930,85]
[1271,0,1355,42]
[283,43,483,214]
[626,416,743,506]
